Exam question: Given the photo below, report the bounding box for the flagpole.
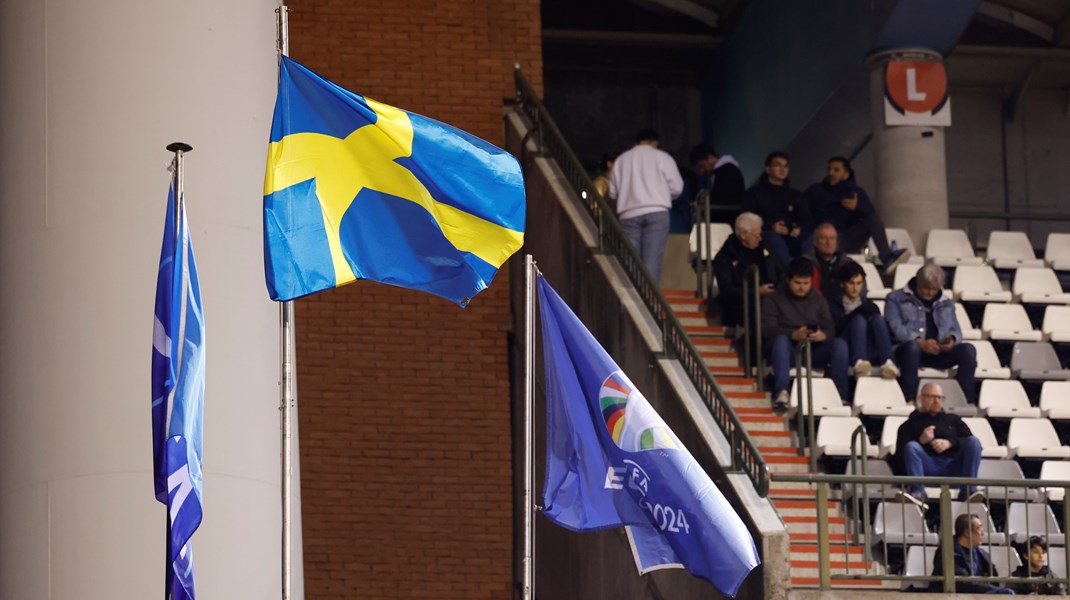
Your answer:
[523,254,536,600]
[166,141,191,600]
[276,5,294,600]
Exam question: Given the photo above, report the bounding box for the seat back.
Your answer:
[1007,502,1063,543]
[979,379,1031,410]
[689,223,733,261]
[1012,342,1063,373]
[953,265,1005,296]
[1043,305,1070,337]
[1039,460,1070,502]
[879,415,908,456]
[902,545,937,589]
[982,303,1034,331]
[854,377,907,410]
[893,261,922,290]
[1007,417,1062,449]
[988,231,1037,263]
[1045,233,1070,265]
[962,417,1004,455]
[1013,267,1063,296]
[859,261,887,295]
[874,501,931,539]
[927,229,977,260]
[789,377,846,415]
[815,416,868,456]
[985,546,1024,578]
[1041,381,1070,417]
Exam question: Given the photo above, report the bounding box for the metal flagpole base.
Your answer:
[166,142,193,153]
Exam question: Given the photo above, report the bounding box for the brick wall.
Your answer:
[287,1,541,598]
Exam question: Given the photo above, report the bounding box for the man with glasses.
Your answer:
[894,382,984,508]
[930,513,1015,594]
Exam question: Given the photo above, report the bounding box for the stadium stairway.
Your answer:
[663,289,891,590]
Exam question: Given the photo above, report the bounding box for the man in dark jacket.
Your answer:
[802,156,909,275]
[894,382,983,507]
[1010,536,1066,595]
[809,223,852,302]
[931,513,1015,594]
[712,212,783,327]
[761,257,848,408]
[741,151,810,264]
[690,144,745,209]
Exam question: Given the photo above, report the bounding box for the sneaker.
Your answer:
[774,390,789,409]
[882,249,911,276]
[853,359,872,379]
[966,490,987,504]
[880,359,901,379]
[896,489,928,509]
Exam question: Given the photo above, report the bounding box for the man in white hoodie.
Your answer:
[609,129,684,284]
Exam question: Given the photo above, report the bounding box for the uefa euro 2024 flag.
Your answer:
[152,178,205,600]
[263,57,526,306]
[537,276,760,597]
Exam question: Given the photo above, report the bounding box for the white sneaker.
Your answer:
[774,390,789,409]
[880,359,901,379]
[853,359,872,379]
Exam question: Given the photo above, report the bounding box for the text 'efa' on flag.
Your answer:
[263,57,526,306]
[537,276,760,597]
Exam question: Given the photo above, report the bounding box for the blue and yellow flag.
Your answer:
[264,57,526,306]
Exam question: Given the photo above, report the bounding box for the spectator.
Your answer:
[801,156,909,275]
[762,257,848,408]
[930,513,1015,594]
[712,212,783,327]
[894,382,983,508]
[830,261,899,380]
[609,129,684,284]
[884,263,977,403]
[690,144,745,210]
[1010,536,1066,595]
[809,223,852,301]
[741,151,810,264]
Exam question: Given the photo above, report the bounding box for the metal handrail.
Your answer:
[692,189,714,299]
[514,67,770,496]
[792,340,816,471]
[775,472,1070,593]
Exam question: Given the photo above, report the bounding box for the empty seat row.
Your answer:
[874,500,1066,547]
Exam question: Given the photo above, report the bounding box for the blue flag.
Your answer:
[537,276,760,596]
[152,179,205,600]
[263,57,526,306]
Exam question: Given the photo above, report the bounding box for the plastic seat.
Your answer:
[853,378,914,418]
[1014,267,1070,305]
[927,229,985,267]
[892,261,921,291]
[956,303,982,341]
[978,459,1036,501]
[950,501,1007,545]
[920,378,977,417]
[816,416,879,459]
[868,228,924,266]
[983,304,1044,342]
[962,416,1008,459]
[978,380,1042,418]
[878,415,908,457]
[1045,233,1070,272]
[902,545,938,591]
[1007,417,1070,460]
[1050,547,1068,578]
[843,458,900,501]
[689,223,732,261]
[985,545,1024,577]
[967,340,1011,379]
[1011,342,1070,381]
[1043,306,1070,343]
[953,265,1013,303]
[787,377,851,418]
[987,231,1044,269]
[1039,460,1070,502]
[860,261,891,300]
[873,501,939,545]
[1007,502,1066,545]
[1041,381,1070,420]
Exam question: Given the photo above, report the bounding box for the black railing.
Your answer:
[514,68,770,496]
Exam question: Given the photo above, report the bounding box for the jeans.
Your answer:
[769,334,849,400]
[764,231,804,265]
[896,341,977,402]
[901,437,983,498]
[620,211,671,284]
[844,313,893,365]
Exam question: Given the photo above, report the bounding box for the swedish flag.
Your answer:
[264,57,526,306]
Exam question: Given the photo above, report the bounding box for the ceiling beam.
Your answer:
[977,1,1055,42]
[632,0,719,29]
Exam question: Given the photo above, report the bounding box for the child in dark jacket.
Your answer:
[828,261,899,380]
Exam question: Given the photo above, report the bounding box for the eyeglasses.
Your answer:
[920,394,945,400]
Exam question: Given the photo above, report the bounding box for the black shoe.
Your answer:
[882,249,911,276]
[896,490,928,510]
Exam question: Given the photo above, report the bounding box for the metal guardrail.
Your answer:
[741,265,764,392]
[513,67,770,496]
[776,472,1070,592]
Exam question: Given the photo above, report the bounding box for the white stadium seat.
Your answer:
[966,340,1011,379]
[1045,233,1070,272]
[816,416,879,459]
[956,303,982,341]
[982,304,1043,342]
[689,223,733,261]
[987,230,1044,269]
[1043,305,1070,343]
[1040,381,1070,420]
[853,378,914,418]
[1006,417,1070,460]
[787,377,851,418]
[978,380,1042,418]
[1013,267,1070,305]
[927,229,985,267]
[953,265,1013,303]
[962,417,1008,459]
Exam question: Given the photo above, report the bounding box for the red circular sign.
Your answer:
[885,61,948,115]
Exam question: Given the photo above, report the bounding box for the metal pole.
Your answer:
[276,6,293,600]
[523,255,536,600]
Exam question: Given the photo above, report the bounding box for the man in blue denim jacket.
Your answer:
[884,264,977,403]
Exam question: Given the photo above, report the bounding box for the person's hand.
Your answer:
[758,283,776,296]
[773,221,789,235]
[808,329,827,342]
[790,326,810,342]
[919,425,936,445]
[841,193,858,211]
[918,338,940,355]
[930,438,952,454]
[939,337,956,352]
[790,226,801,238]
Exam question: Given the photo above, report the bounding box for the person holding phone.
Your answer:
[761,257,848,408]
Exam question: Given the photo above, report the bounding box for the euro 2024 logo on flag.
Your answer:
[599,370,692,535]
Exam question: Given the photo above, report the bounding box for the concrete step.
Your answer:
[737,414,786,430]
[683,324,727,336]
[675,310,715,327]
[712,376,756,392]
[765,461,813,474]
[691,337,733,349]
[701,351,740,367]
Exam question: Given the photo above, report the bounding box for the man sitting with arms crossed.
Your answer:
[894,382,984,508]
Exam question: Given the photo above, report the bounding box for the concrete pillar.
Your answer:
[0,1,290,597]
[867,49,950,255]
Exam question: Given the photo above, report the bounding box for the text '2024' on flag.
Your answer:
[263,57,526,306]
[537,276,760,597]
[152,177,206,600]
